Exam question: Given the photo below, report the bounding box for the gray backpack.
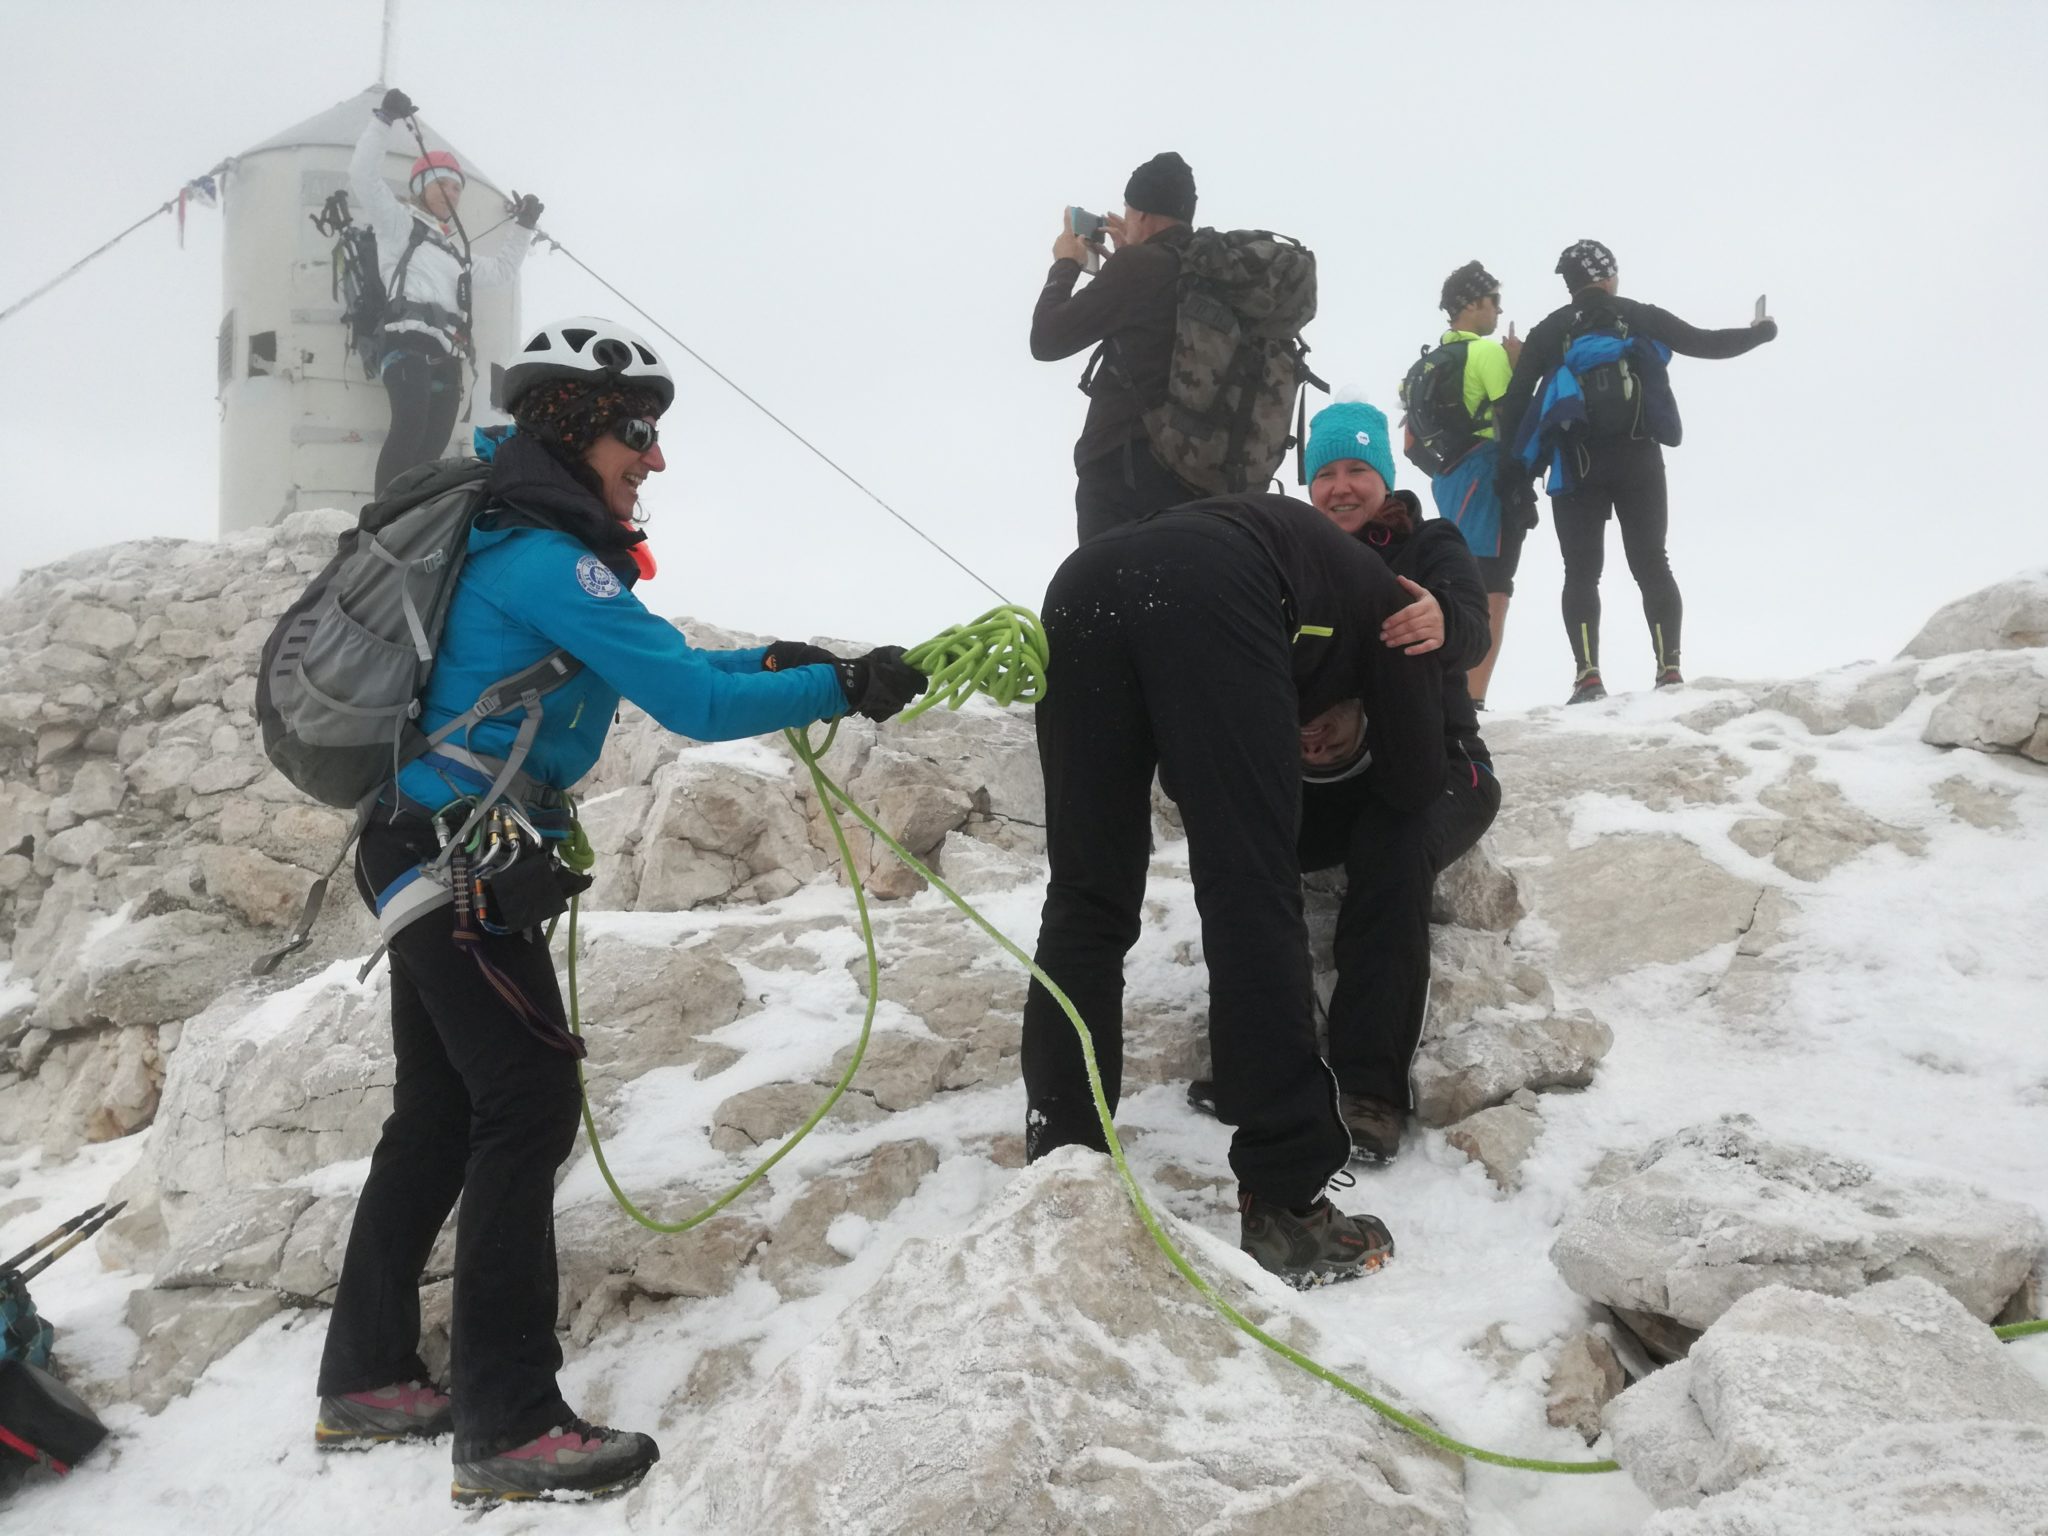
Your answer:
[1145,228,1323,495]
[251,458,581,973]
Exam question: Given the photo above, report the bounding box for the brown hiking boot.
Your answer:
[1341,1093,1405,1164]
[1238,1191,1395,1289]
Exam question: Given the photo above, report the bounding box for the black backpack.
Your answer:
[310,191,431,379]
[1563,308,1645,439]
[1398,340,1487,476]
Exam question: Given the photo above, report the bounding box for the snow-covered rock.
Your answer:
[1606,1277,2048,1512]
[683,1152,1467,1534]
[1922,653,2048,763]
[1551,1116,2045,1349]
[1898,568,2048,658]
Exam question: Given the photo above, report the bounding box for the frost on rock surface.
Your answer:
[1551,1116,2045,1350]
[1605,1277,2048,1519]
[684,1151,1466,1536]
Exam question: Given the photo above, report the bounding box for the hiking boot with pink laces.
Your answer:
[314,1378,453,1450]
[450,1417,660,1507]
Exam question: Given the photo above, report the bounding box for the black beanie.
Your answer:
[1124,152,1197,223]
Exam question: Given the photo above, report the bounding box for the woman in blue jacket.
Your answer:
[311,316,925,1506]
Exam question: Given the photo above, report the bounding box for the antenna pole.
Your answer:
[378,0,397,86]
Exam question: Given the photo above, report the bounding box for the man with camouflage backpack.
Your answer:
[1031,153,1321,542]
[1398,261,1530,708]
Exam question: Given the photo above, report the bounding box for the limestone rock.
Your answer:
[52,909,241,1031]
[1898,570,2048,658]
[1546,1330,1626,1443]
[274,1193,356,1302]
[1429,837,1525,932]
[1606,1277,2048,1510]
[1932,774,2020,831]
[1550,1116,2045,1338]
[1732,759,1926,881]
[1529,834,1764,983]
[822,1031,965,1113]
[708,1080,888,1153]
[197,844,316,929]
[1921,653,2048,763]
[157,1185,314,1289]
[124,1286,285,1414]
[1443,1095,1543,1189]
[1413,1009,1610,1127]
[560,931,746,1105]
[684,1152,1465,1534]
[757,1139,941,1295]
[631,1214,770,1301]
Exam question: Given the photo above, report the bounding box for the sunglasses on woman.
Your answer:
[610,417,660,453]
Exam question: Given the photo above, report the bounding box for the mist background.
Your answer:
[2,0,2042,708]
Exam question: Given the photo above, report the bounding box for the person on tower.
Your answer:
[351,87,543,493]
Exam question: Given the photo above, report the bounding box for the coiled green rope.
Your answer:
[900,605,1047,719]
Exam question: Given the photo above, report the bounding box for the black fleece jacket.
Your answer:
[1030,224,1191,470]
[1497,291,1777,453]
[1179,493,1446,813]
[1354,491,1492,768]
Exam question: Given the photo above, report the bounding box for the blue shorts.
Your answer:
[1431,440,1524,596]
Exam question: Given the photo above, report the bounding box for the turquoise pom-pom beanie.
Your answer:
[1304,400,1396,490]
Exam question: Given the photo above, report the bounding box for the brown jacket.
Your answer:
[1029,224,1189,470]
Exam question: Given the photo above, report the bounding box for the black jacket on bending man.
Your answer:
[1030,153,1204,543]
[1024,492,1441,1289]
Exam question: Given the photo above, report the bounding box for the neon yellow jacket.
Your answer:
[1440,330,1513,441]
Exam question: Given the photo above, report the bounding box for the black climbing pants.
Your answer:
[1551,436,1682,674]
[1073,436,1200,545]
[374,347,465,494]
[318,815,581,1462]
[1022,514,1351,1208]
[1297,763,1502,1109]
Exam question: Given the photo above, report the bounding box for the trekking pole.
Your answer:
[0,1205,105,1275]
[11,1203,126,1286]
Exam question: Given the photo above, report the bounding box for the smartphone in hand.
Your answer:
[1754,294,1768,322]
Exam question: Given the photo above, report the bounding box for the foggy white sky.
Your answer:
[2,0,2043,709]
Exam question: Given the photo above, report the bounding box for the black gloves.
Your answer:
[762,640,841,672]
[833,646,929,723]
[512,192,544,230]
[375,88,417,124]
[1501,472,1540,529]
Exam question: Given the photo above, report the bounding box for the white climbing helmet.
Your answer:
[498,315,676,414]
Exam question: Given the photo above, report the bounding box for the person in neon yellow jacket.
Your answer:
[1416,261,1529,707]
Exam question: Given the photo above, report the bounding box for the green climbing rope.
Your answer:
[900,605,1048,719]
[565,603,2047,1475]
[565,719,882,1235]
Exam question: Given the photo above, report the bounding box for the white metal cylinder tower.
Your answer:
[216,86,525,534]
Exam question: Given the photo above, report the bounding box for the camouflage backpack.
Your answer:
[1142,228,1324,495]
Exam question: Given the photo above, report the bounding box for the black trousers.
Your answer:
[317,816,581,1461]
[1297,763,1502,1108]
[1074,437,1199,544]
[1551,437,1681,673]
[375,348,464,494]
[1022,514,1350,1208]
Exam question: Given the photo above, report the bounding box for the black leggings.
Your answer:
[1551,437,1681,673]
[317,815,581,1461]
[375,348,464,494]
[1023,513,1350,1207]
[1297,764,1501,1108]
